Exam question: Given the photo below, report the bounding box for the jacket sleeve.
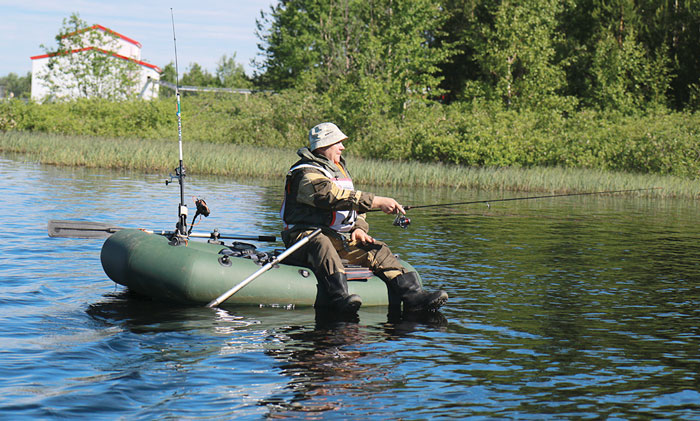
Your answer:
[296,169,374,213]
[353,213,370,234]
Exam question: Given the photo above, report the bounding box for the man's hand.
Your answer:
[351,229,375,244]
[371,196,405,215]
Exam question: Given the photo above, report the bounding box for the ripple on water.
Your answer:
[2,157,700,418]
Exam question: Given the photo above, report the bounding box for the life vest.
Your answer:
[281,163,358,233]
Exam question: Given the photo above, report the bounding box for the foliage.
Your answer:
[256,0,452,119]
[435,0,698,111]
[181,63,219,87]
[3,131,697,198]
[159,54,252,97]
[2,95,699,179]
[216,54,252,89]
[462,0,574,110]
[588,29,671,112]
[0,72,31,99]
[37,13,141,101]
[3,4,700,188]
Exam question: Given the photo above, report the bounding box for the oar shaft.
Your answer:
[187,232,277,242]
[206,228,321,308]
[47,220,276,242]
[142,230,275,242]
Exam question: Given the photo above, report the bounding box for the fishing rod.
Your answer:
[383,187,661,228]
[169,9,188,239]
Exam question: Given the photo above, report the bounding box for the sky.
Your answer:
[0,0,276,77]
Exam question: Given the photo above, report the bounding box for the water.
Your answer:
[1,155,700,419]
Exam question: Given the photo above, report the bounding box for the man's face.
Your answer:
[318,141,345,164]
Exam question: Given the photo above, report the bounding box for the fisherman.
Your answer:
[281,122,448,314]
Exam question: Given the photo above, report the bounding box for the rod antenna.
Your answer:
[171,8,188,238]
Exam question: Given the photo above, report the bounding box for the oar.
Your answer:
[47,219,276,242]
[206,228,322,308]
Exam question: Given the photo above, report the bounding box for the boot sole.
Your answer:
[426,295,447,311]
[405,293,448,313]
[339,296,362,314]
[344,300,362,313]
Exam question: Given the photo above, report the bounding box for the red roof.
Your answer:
[31,47,162,73]
[66,24,142,48]
[30,24,160,72]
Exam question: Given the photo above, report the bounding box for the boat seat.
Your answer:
[269,250,374,281]
[344,264,373,281]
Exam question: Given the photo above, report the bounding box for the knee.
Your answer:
[305,234,343,267]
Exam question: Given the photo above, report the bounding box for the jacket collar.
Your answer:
[296,147,347,173]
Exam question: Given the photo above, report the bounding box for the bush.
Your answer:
[2,95,699,178]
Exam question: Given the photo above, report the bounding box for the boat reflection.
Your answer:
[86,290,447,416]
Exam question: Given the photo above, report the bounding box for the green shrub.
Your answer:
[2,95,699,179]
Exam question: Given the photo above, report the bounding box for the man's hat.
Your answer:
[309,122,347,151]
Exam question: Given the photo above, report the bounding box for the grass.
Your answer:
[1,131,697,199]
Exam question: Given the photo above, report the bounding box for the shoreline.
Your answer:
[1,131,695,199]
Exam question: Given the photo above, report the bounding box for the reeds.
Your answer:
[1,131,696,198]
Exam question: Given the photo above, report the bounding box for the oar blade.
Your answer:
[48,220,122,239]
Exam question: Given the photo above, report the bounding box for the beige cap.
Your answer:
[309,122,347,151]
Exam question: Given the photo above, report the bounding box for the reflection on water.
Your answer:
[83,291,447,418]
[1,156,700,418]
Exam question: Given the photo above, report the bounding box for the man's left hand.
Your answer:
[351,229,375,244]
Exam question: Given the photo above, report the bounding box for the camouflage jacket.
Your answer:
[281,147,374,234]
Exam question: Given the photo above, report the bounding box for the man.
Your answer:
[281,122,448,314]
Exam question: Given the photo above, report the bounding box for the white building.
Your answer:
[30,24,161,102]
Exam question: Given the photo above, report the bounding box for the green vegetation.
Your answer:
[159,54,253,98]
[2,2,699,197]
[257,0,700,113]
[1,131,696,199]
[37,13,142,101]
[2,95,699,179]
[0,72,31,99]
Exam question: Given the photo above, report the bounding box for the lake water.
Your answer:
[1,155,700,419]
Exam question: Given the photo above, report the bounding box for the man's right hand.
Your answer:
[371,196,405,215]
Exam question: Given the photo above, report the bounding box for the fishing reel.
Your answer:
[393,213,411,229]
[165,166,186,185]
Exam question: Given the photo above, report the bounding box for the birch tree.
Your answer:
[39,13,140,101]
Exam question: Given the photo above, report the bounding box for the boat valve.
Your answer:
[218,249,233,266]
[218,255,232,267]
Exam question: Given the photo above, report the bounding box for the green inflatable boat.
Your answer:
[101,228,418,307]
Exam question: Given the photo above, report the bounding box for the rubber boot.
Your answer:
[389,272,448,312]
[316,272,362,314]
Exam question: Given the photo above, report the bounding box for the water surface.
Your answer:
[1,156,699,419]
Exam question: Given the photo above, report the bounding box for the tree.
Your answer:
[588,27,671,112]
[159,55,252,96]
[256,0,452,120]
[159,62,177,97]
[463,0,573,110]
[0,72,31,99]
[38,13,140,101]
[216,54,252,89]
[181,63,218,87]
[634,0,700,109]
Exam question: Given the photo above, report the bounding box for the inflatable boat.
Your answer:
[100,228,417,307]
